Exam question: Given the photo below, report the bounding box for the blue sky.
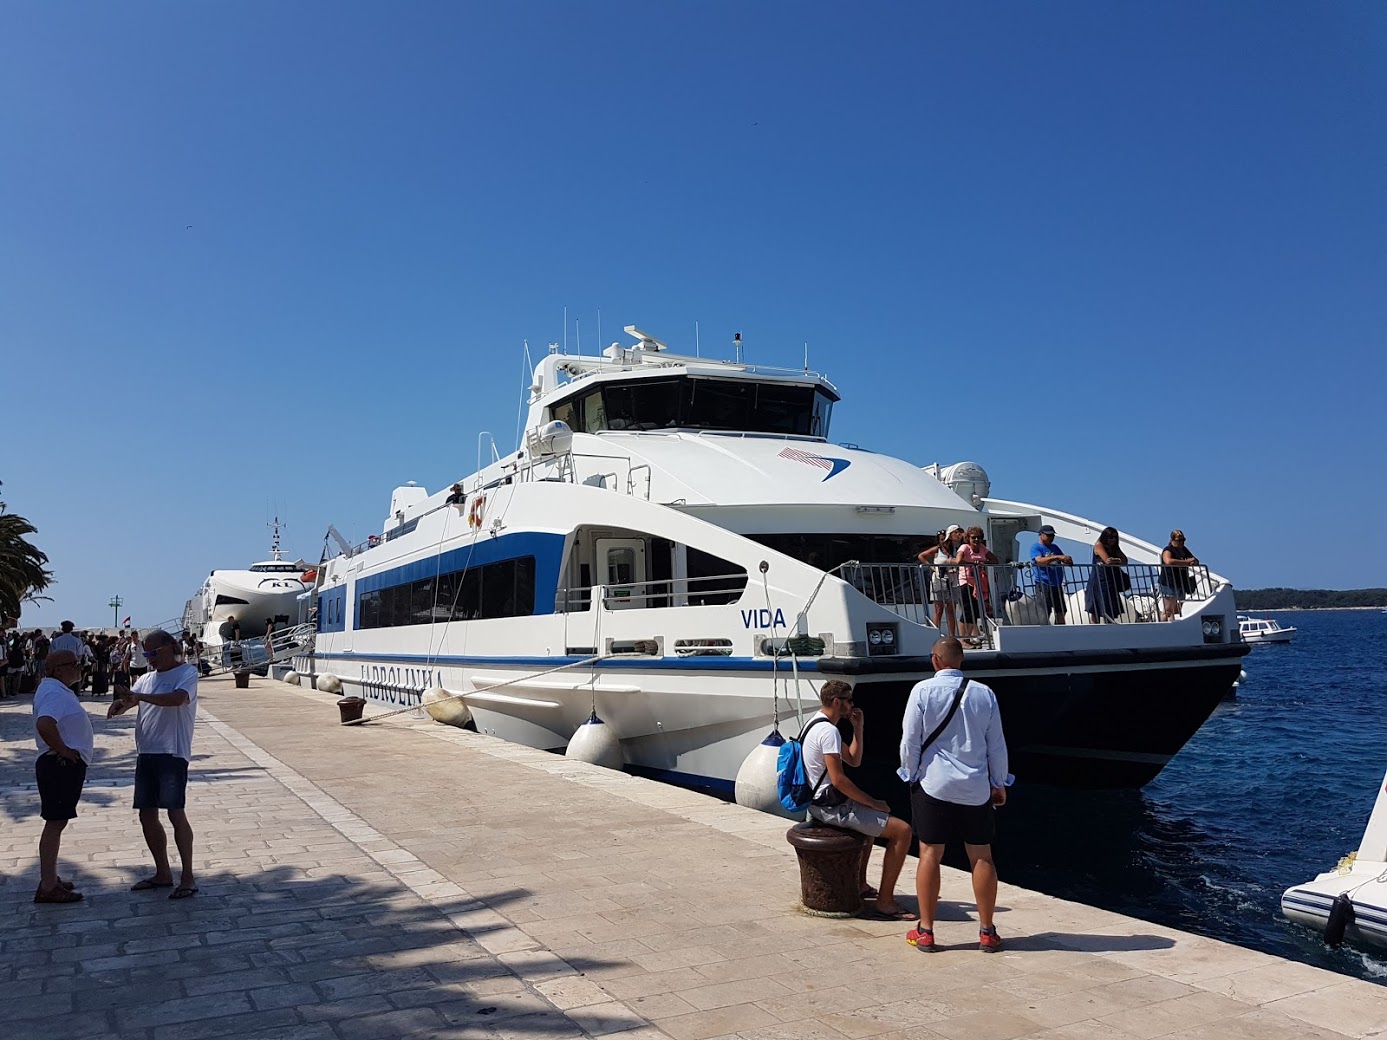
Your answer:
[3,2,1383,628]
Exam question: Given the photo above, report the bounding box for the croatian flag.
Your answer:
[122,616,131,626]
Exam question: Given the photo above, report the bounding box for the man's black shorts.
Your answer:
[133,754,189,810]
[910,785,996,846]
[1038,583,1066,617]
[36,754,88,821]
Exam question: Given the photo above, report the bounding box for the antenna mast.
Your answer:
[734,331,743,364]
[268,516,285,561]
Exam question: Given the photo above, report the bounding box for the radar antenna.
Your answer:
[268,516,286,561]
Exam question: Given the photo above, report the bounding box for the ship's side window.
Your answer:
[358,589,381,630]
[686,547,748,606]
[357,556,536,629]
[553,397,583,431]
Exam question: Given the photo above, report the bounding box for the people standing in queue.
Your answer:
[32,650,94,903]
[801,679,916,920]
[126,630,149,684]
[108,630,200,899]
[1029,525,1073,624]
[898,637,1010,952]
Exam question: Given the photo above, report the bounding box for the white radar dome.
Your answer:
[939,462,991,507]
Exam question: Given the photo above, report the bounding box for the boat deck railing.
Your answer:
[554,572,752,613]
[193,623,316,677]
[843,561,1216,647]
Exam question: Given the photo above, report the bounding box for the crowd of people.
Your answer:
[916,524,1205,637]
[2,623,208,698]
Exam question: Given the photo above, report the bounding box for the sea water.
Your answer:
[996,608,1387,984]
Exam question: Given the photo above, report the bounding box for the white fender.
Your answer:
[735,729,798,819]
[1005,594,1050,626]
[565,713,623,770]
[316,673,343,695]
[284,671,301,686]
[422,687,472,727]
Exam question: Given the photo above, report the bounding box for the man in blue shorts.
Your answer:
[1029,525,1073,625]
[109,630,200,899]
[898,638,1010,952]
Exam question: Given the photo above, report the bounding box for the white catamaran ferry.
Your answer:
[296,327,1248,799]
[184,520,310,647]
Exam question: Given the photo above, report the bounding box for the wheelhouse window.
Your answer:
[750,534,937,573]
[550,377,835,437]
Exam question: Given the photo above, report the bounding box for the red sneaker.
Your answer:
[906,924,936,952]
[978,925,1002,952]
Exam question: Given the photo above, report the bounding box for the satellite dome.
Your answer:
[939,461,991,507]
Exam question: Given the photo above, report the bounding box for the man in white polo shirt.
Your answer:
[32,650,94,904]
[109,629,200,899]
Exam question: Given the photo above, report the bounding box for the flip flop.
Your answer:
[859,886,879,900]
[34,887,83,904]
[860,905,915,921]
[169,886,199,900]
[130,878,175,892]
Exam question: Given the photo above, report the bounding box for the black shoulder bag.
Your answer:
[906,677,969,782]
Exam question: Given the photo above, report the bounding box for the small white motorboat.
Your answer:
[1237,614,1296,644]
[1282,769,1387,950]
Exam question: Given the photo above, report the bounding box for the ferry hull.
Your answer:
[839,647,1247,815]
[299,643,1246,799]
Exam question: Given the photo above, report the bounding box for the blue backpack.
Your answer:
[776,717,834,812]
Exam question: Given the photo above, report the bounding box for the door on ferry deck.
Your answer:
[596,538,647,609]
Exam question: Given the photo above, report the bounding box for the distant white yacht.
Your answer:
[184,519,308,645]
[1237,614,1296,644]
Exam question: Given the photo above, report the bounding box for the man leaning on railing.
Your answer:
[1029,526,1073,626]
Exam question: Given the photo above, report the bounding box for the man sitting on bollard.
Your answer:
[801,679,915,920]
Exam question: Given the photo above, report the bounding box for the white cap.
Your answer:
[945,524,963,536]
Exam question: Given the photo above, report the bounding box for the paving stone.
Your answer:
[5,680,1385,1040]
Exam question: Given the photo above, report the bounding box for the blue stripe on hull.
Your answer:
[311,651,819,673]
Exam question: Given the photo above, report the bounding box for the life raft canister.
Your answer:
[467,494,488,528]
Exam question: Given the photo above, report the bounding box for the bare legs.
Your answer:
[37,819,69,892]
[964,843,998,930]
[932,597,957,639]
[872,817,914,914]
[914,840,998,931]
[915,842,945,928]
[139,808,195,888]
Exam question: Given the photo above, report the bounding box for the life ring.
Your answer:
[467,495,487,528]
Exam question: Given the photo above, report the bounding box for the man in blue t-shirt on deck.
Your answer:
[1029,525,1073,625]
